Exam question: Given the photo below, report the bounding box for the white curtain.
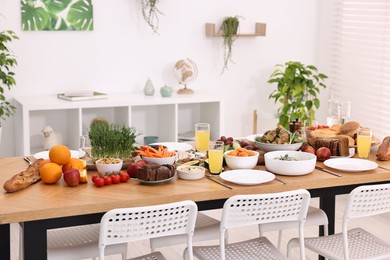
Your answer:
[330,0,390,139]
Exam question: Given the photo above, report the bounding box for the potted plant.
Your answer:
[268,61,328,129]
[220,16,241,73]
[0,30,18,133]
[141,0,163,34]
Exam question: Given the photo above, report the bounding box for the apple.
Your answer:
[63,169,80,187]
[316,147,331,162]
[301,145,316,154]
[127,159,147,178]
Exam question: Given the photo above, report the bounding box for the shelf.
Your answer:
[205,22,266,37]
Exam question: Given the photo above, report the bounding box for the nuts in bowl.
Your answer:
[224,148,259,169]
[95,158,123,175]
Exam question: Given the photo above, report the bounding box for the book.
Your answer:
[57,92,108,101]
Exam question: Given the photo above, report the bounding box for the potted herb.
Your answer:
[0,30,18,127]
[88,119,138,161]
[141,0,163,34]
[220,16,241,73]
[268,61,328,129]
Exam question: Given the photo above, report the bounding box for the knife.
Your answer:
[206,175,233,189]
[315,166,342,177]
[378,165,390,171]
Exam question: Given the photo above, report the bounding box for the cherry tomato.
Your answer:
[103,175,112,185]
[94,177,105,187]
[92,173,99,183]
[120,171,130,183]
[111,174,121,184]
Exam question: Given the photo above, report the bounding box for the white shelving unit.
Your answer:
[14,92,222,156]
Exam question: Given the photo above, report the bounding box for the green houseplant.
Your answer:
[141,0,163,34]
[268,61,328,129]
[220,16,241,73]
[0,30,18,126]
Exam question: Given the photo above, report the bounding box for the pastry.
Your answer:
[308,128,338,139]
[3,159,43,193]
[376,136,390,161]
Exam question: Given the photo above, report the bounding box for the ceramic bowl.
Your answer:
[264,151,316,176]
[224,150,259,169]
[246,134,303,152]
[142,155,176,165]
[177,165,205,180]
[95,158,123,175]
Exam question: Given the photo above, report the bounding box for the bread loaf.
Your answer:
[311,137,350,157]
[3,158,43,193]
[137,163,175,181]
[376,136,390,161]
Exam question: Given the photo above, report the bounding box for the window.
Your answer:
[330,0,390,139]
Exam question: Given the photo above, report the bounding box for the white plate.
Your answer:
[135,174,176,184]
[149,142,193,151]
[324,158,378,172]
[33,149,86,159]
[330,148,355,158]
[220,169,275,185]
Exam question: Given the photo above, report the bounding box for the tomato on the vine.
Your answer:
[111,174,121,184]
[94,177,105,187]
[103,176,112,185]
[92,173,99,183]
[120,171,130,183]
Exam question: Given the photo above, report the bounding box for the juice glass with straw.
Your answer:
[208,141,224,174]
[195,123,210,152]
[357,127,372,159]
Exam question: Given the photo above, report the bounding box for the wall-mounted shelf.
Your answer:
[205,22,266,37]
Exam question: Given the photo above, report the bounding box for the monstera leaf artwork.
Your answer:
[21,0,93,31]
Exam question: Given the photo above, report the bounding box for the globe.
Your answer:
[173,58,198,94]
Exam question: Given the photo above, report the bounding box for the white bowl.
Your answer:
[142,155,176,165]
[224,150,259,169]
[246,134,303,152]
[177,166,205,180]
[95,158,123,175]
[264,151,316,176]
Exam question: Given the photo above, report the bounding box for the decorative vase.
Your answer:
[160,85,173,97]
[143,78,155,96]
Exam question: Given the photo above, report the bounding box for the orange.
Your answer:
[62,158,84,172]
[37,159,51,169]
[40,163,63,184]
[49,145,71,165]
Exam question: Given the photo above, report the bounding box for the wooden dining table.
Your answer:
[1,153,390,259]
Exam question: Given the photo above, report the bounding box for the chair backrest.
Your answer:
[221,189,311,229]
[99,200,198,259]
[344,183,390,221]
[219,189,310,260]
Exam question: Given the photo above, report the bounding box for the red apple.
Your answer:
[302,145,316,154]
[63,169,80,187]
[316,147,331,162]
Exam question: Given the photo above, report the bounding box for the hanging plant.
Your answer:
[141,0,164,34]
[0,30,18,126]
[220,16,242,73]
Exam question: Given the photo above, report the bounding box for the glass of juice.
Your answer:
[357,127,372,159]
[208,141,224,174]
[195,123,210,152]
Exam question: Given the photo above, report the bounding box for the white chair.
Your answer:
[259,205,328,249]
[192,189,311,260]
[288,183,390,260]
[99,200,198,260]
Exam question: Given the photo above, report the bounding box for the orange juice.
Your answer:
[357,135,371,159]
[208,149,223,174]
[195,130,210,152]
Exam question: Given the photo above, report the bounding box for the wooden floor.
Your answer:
[10,195,390,260]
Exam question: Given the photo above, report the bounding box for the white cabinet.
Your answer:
[14,92,222,156]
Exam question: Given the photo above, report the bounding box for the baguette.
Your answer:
[3,159,43,193]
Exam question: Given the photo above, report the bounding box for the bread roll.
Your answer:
[308,128,338,139]
[3,159,43,193]
[376,136,390,161]
[339,121,360,137]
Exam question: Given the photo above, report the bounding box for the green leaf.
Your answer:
[42,0,72,14]
[314,98,320,109]
[67,0,93,31]
[21,2,51,30]
[305,100,313,110]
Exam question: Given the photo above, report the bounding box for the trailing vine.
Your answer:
[141,0,163,34]
[220,16,242,73]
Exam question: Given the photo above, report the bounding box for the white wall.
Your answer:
[0,0,329,156]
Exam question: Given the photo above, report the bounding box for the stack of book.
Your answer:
[57,91,108,101]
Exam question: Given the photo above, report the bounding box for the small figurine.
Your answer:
[42,126,63,150]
